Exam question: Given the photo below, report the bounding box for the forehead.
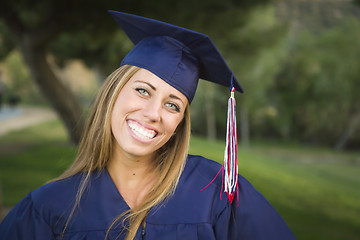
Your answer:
[127,68,188,102]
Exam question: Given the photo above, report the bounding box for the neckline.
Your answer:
[104,168,154,228]
[104,167,132,211]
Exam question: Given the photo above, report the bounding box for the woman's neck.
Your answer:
[107,149,158,208]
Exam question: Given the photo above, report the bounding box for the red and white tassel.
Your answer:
[223,87,238,204]
[200,87,239,204]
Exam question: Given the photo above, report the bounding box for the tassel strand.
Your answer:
[223,87,238,204]
[200,87,239,205]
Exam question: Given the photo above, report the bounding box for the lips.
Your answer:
[127,120,157,140]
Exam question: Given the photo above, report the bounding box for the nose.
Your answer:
[143,100,162,123]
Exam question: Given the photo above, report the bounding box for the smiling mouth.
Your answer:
[128,120,157,140]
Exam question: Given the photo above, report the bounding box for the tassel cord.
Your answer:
[200,87,239,205]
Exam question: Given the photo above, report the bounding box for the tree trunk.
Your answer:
[2,7,85,145]
[19,43,85,144]
[239,106,250,148]
[335,111,360,150]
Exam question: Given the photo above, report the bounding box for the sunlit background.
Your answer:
[0,0,360,239]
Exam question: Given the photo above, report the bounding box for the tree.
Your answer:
[220,5,288,146]
[0,1,89,144]
[272,16,360,149]
[0,0,269,144]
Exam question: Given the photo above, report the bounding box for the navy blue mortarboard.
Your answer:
[108,10,243,103]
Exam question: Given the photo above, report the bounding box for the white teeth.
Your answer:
[128,121,156,140]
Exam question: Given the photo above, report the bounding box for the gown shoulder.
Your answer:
[182,154,297,240]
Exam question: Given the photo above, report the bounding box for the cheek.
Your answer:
[110,111,120,137]
[111,91,136,122]
[111,101,122,126]
[164,114,184,134]
[111,98,128,133]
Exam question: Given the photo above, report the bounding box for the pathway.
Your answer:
[0,105,57,137]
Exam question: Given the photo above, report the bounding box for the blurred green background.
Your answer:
[0,0,360,239]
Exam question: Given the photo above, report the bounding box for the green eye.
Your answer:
[166,103,180,112]
[136,88,149,96]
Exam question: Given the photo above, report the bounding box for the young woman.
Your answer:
[0,11,296,240]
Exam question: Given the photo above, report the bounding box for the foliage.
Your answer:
[0,21,15,60]
[193,2,360,150]
[190,4,288,141]
[0,0,270,145]
[2,51,45,104]
[0,0,270,78]
[272,17,360,147]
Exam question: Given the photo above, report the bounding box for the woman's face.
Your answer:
[111,68,188,161]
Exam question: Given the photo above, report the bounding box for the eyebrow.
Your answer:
[135,80,186,105]
[169,94,184,104]
[135,80,156,90]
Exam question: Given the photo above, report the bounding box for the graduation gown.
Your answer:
[0,155,296,239]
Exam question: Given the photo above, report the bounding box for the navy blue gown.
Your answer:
[0,155,296,239]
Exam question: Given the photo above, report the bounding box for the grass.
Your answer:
[191,136,360,240]
[1,120,360,239]
[0,120,77,205]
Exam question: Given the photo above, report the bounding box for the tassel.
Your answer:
[223,87,238,204]
[200,87,239,205]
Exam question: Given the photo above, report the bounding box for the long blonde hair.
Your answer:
[54,65,191,240]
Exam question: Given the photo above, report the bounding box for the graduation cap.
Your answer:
[108,10,243,103]
[109,11,240,204]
